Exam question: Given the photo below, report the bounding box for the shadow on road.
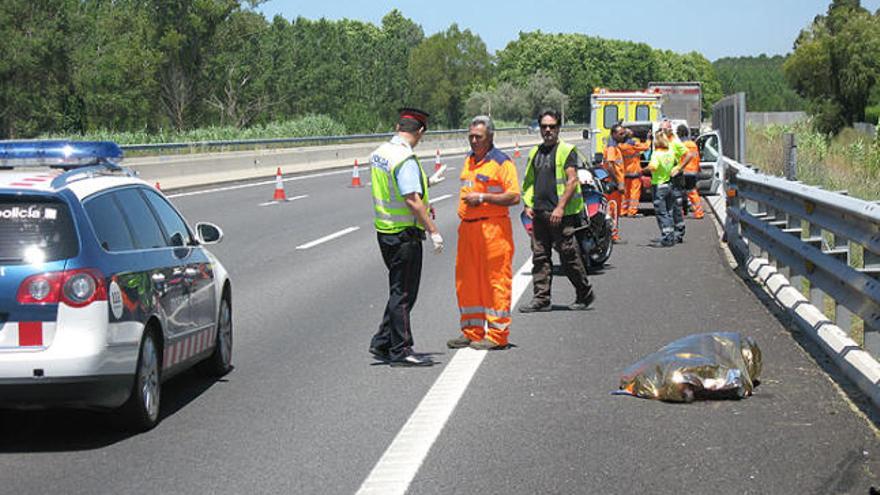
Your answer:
[0,368,228,453]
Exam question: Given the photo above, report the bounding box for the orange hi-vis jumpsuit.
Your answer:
[603,142,624,240]
[456,147,520,346]
[682,139,704,219]
[619,138,651,216]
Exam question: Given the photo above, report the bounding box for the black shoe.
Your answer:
[446,336,472,349]
[518,300,551,313]
[568,292,595,310]
[675,237,684,244]
[389,353,434,367]
[369,347,390,361]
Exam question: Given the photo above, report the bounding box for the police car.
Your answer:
[0,141,232,431]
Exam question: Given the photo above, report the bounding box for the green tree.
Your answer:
[784,0,880,133]
[407,24,491,128]
[70,0,162,133]
[203,10,274,128]
[713,55,805,112]
[495,32,720,122]
[0,0,74,138]
[151,0,239,130]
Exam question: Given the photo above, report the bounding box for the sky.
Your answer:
[257,0,880,61]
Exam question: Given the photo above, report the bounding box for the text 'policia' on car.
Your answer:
[0,141,233,431]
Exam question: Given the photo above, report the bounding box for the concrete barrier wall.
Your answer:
[745,112,808,126]
[127,131,582,190]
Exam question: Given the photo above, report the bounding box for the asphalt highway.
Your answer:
[1,141,879,494]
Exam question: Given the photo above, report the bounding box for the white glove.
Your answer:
[428,164,447,186]
[430,232,444,254]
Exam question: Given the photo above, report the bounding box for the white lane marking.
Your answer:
[166,169,352,199]
[258,194,308,207]
[356,256,534,495]
[295,226,360,250]
[430,194,453,203]
[165,157,468,199]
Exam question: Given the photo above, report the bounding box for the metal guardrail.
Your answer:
[118,125,582,153]
[723,158,880,354]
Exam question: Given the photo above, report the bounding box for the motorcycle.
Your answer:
[519,166,614,271]
[574,166,614,269]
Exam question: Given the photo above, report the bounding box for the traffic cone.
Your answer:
[272,167,287,201]
[434,149,442,172]
[514,142,521,158]
[349,159,363,188]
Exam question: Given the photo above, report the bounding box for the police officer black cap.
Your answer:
[398,107,430,129]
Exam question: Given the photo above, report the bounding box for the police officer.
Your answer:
[519,109,594,312]
[368,107,444,367]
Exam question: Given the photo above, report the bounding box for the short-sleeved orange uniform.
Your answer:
[455,147,520,346]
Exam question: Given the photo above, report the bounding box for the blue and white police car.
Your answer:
[0,141,232,431]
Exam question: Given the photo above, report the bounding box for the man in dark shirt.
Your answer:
[520,110,594,312]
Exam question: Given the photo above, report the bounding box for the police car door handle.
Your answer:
[151,273,166,283]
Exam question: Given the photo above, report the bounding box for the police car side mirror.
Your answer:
[195,222,223,245]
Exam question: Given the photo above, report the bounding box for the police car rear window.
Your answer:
[0,198,77,264]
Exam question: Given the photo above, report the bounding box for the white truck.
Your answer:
[647,82,703,133]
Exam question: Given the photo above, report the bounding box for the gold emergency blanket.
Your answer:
[617,332,762,403]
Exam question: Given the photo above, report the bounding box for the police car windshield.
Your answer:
[0,197,77,264]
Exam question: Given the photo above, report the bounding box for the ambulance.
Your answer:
[582,88,663,164]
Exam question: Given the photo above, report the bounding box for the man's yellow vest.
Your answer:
[522,140,583,216]
[370,140,430,233]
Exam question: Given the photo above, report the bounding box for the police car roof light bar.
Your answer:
[0,141,124,170]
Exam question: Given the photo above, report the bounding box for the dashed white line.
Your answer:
[258,194,308,207]
[355,256,534,495]
[295,226,360,250]
[430,193,453,203]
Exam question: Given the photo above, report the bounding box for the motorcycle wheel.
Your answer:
[589,219,614,268]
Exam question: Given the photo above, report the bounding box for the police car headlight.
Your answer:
[64,273,97,304]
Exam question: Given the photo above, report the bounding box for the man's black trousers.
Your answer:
[372,228,424,359]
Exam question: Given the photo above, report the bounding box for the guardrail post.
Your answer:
[782,133,797,181]
[805,221,827,313]
[864,250,880,354]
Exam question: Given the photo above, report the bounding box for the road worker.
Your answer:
[676,124,704,219]
[368,107,445,367]
[446,116,521,351]
[602,124,626,240]
[648,126,687,246]
[619,128,651,217]
[659,120,692,240]
[519,109,594,312]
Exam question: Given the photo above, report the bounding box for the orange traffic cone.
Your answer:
[514,142,521,158]
[272,167,287,201]
[434,149,442,172]
[349,159,363,188]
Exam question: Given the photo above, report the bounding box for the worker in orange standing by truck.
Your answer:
[446,115,521,351]
[676,124,704,219]
[619,128,651,217]
[603,124,626,241]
